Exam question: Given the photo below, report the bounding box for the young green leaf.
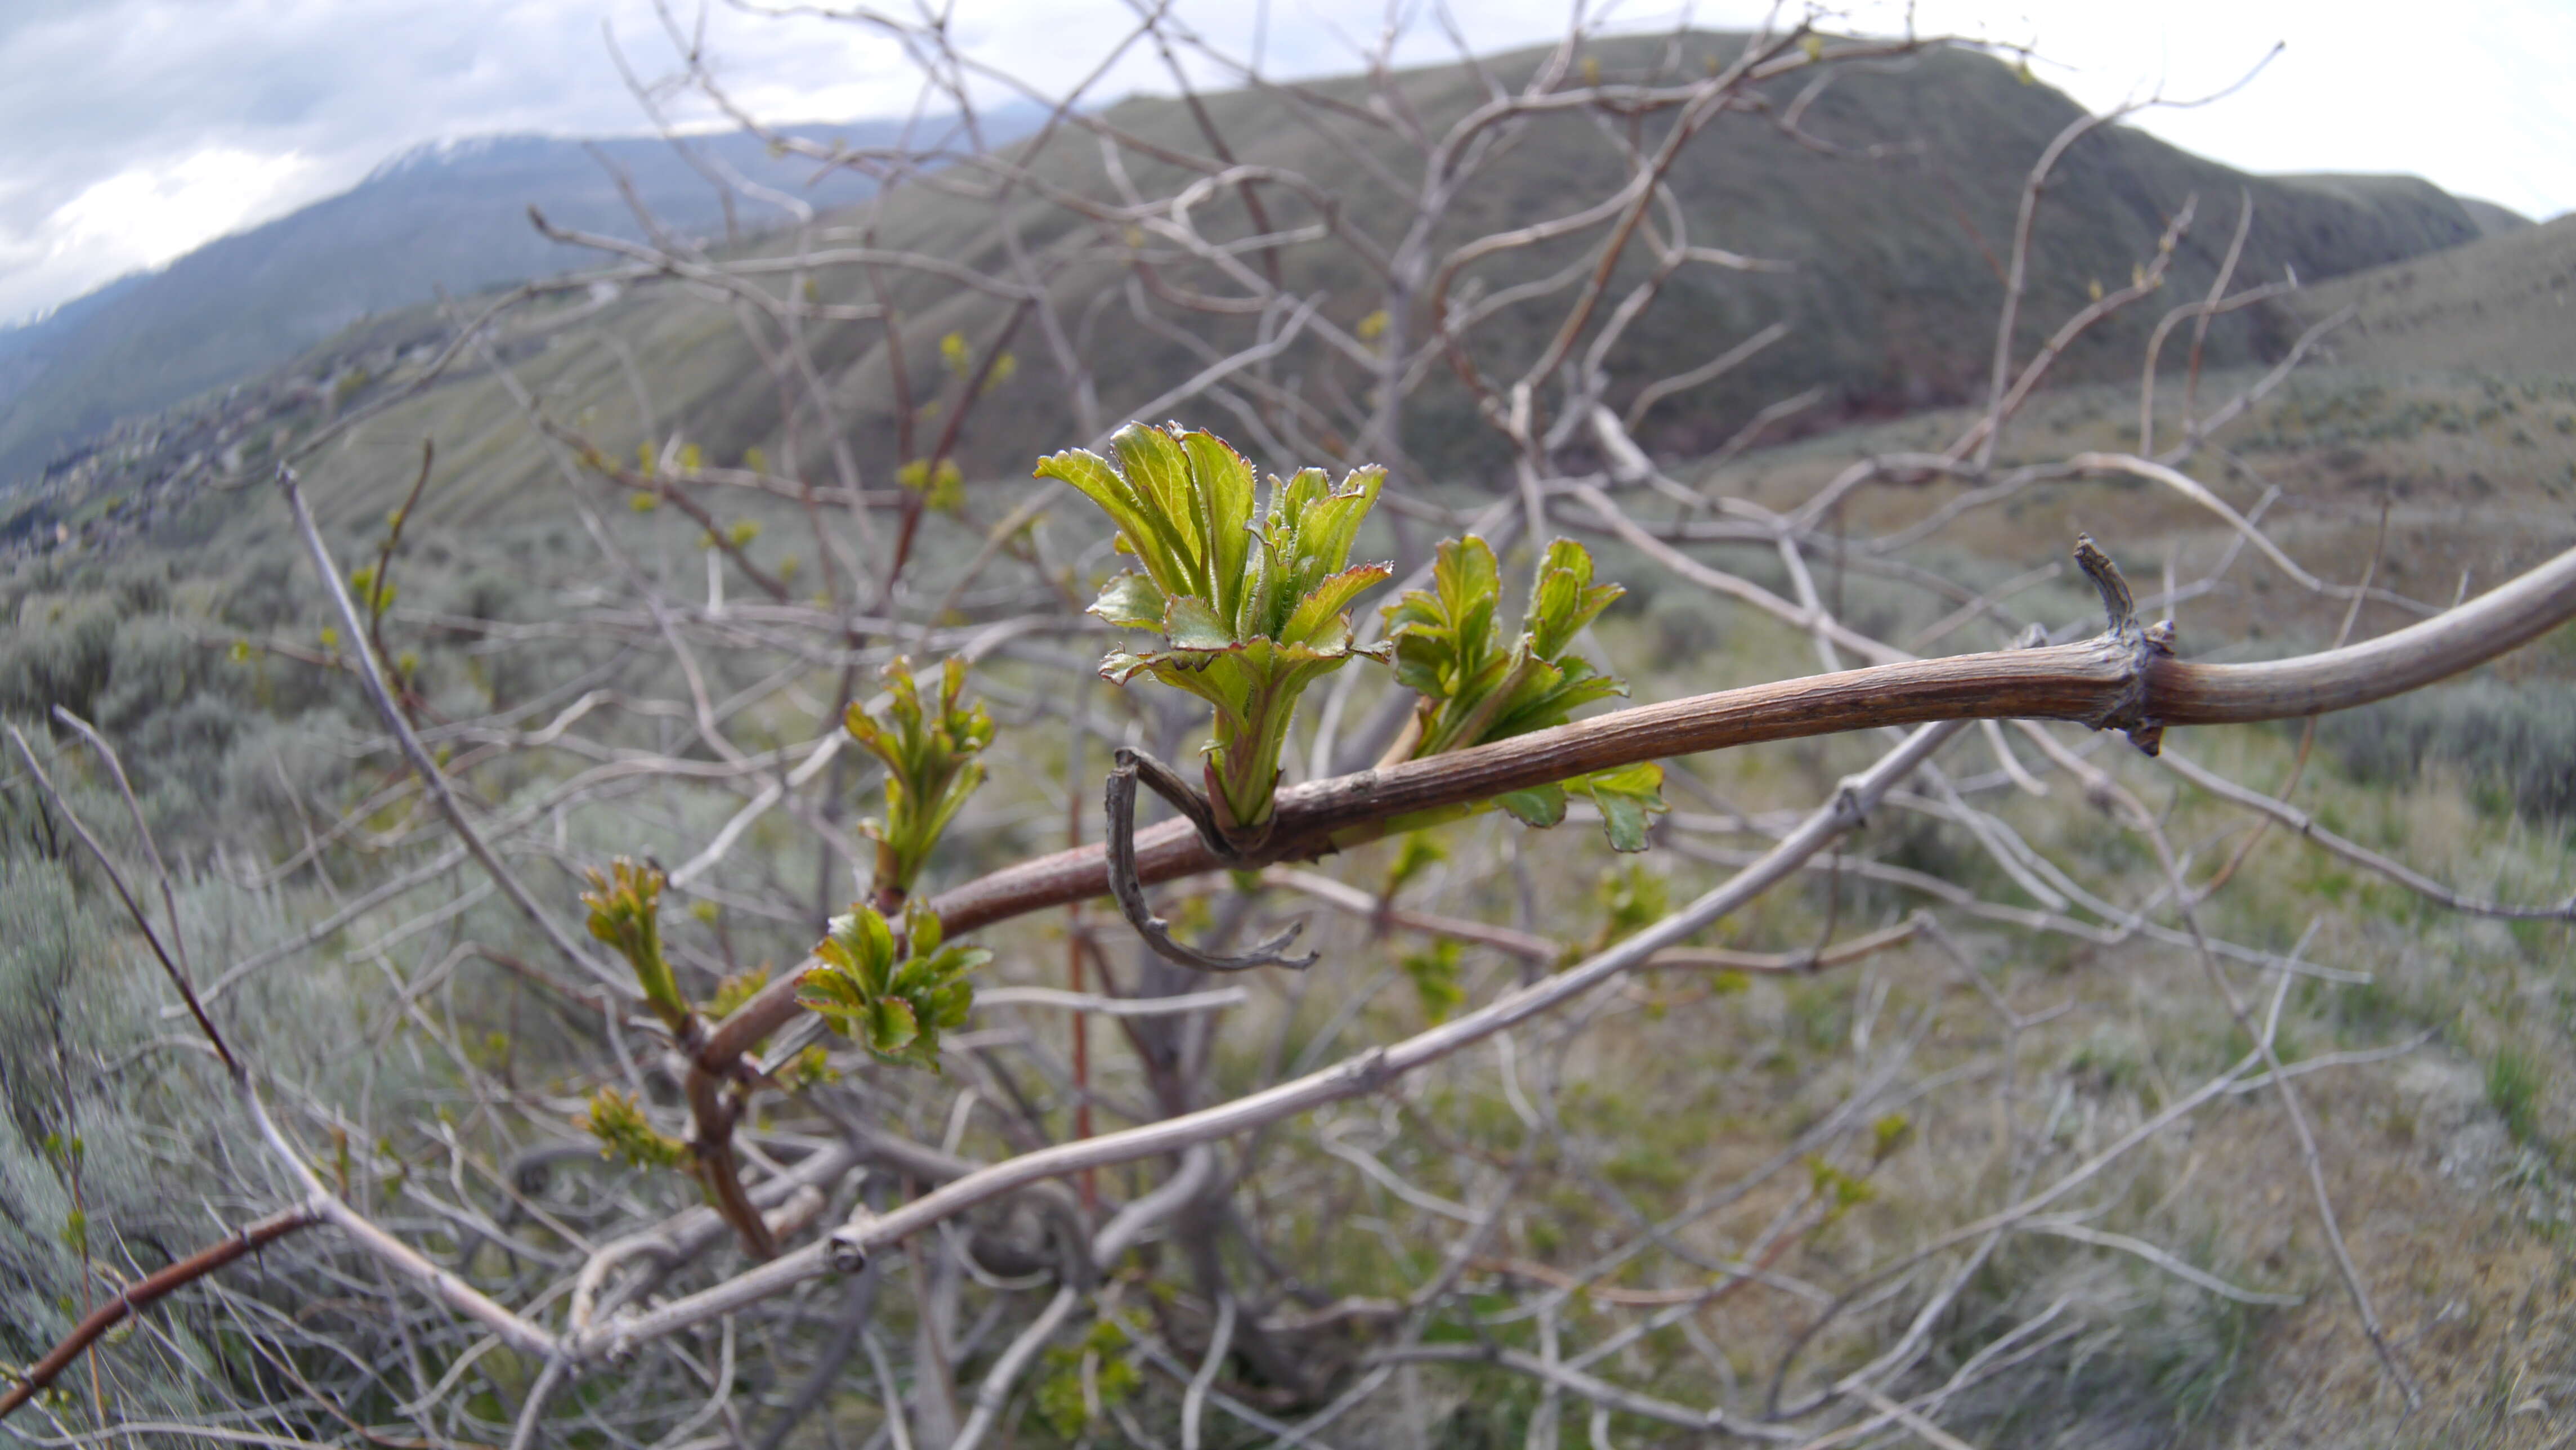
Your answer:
[1592,860,1671,952]
[1495,784,1568,829]
[1581,762,1670,853]
[1402,939,1466,1022]
[799,898,987,1072]
[845,656,993,902]
[1383,535,1666,848]
[1040,423,1392,836]
[582,858,690,1032]
[1381,832,1448,899]
[1384,535,1631,757]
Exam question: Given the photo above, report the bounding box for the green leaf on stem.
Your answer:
[583,858,690,1032]
[1495,784,1567,829]
[846,656,994,901]
[1582,762,1670,853]
[1385,535,1665,849]
[1039,423,1392,835]
[799,898,987,1072]
[1385,535,1630,756]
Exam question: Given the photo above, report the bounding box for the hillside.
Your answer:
[2279,211,2576,375]
[1,33,2522,557]
[0,110,1045,493]
[2459,195,2537,237]
[212,33,2506,539]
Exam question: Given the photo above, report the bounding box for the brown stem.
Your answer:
[1,1206,319,1421]
[695,540,2576,1077]
[1105,748,1315,973]
[363,438,437,721]
[7,725,236,1076]
[685,1068,780,1261]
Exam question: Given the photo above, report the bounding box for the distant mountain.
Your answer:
[2457,196,2537,238]
[6,34,2521,545]
[0,109,1044,491]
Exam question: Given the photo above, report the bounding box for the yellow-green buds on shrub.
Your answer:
[579,1087,690,1170]
[798,898,986,1072]
[1040,422,1391,836]
[845,656,992,902]
[583,858,690,1032]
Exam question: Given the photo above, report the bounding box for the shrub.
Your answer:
[2321,677,2576,819]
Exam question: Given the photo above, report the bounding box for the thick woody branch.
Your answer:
[933,539,2576,933]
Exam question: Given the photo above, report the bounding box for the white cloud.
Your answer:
[1886,0,2576,220]
[50,147,315,268]
[0,147,317,322]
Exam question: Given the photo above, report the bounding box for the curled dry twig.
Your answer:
[1104,745,1317,972]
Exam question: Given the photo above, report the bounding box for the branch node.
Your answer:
[601,1321,639,1370]
[2075,532,2138,637]
[1352,1046,1394,1092]
[2072,534,2175,755]
[1830,782,1870,831]
[1106,748,1317,973]
[1117,746,1245,862]
[826,1219,873,1274]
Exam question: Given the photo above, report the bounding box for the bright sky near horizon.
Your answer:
[1,0,2568,328]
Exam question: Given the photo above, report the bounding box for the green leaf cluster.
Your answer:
[1034,1317,1142,1439]
[39,1131,82,1172]
[704,967,770,1022]
[1588,860,1670,954]
[897,457,965,512]
[1041,423,1391,834]
[846,656,993,901]
[346,562,396,618]
[1870,1112,1912,1162]
[1805,1153,1878,1225]
[1385,536,1667,850]
[1499,760,1671,854]
[583,858,690,1032]
[798,899,987,1072]
[1385,535,1627,755]
[1402,938,1465,1022]
[777,1044,840,1091]
[579,1088,690,1171]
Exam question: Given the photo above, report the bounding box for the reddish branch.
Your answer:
[695,538,2576,1057]
[1,1206,319,1421]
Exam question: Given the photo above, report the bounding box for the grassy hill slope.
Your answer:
[240,32,2504,544]
[2281,211,2576,376]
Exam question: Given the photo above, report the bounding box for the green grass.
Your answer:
[2489,1048,2547,1148]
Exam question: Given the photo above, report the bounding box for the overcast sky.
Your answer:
[2,0,2569,327]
